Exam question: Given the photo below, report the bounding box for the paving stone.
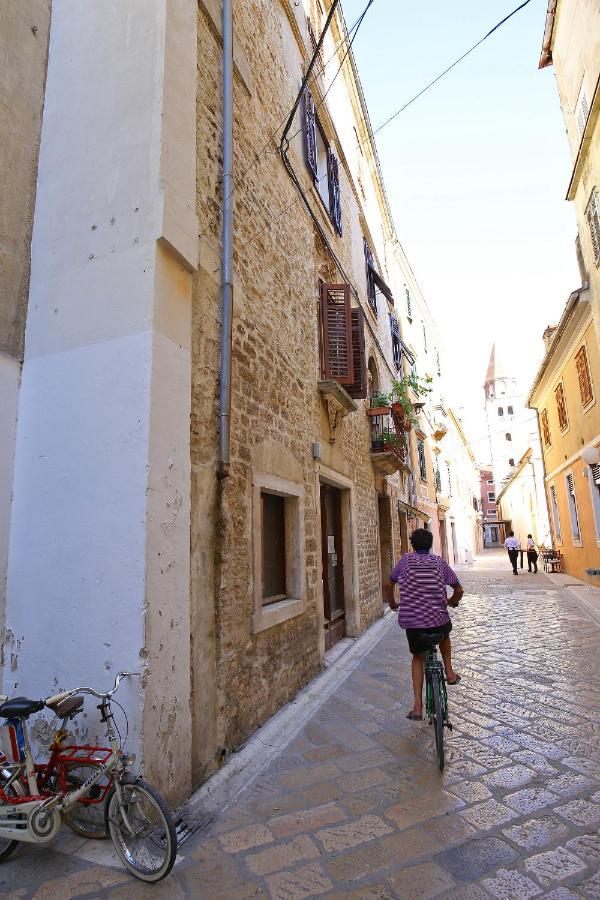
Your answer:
[316,815,393,852]
[523,847,587,884]
[435,836,519,881]
[549,772,596,798]
[426,813,478,847]
[268,802,346,838]
[324,841,396,881]
[481,764,536,790]
[447,779,493,803]
[562,756,600,776]
[482,735,521,753]
[554,798,600,826]
[482,867,542,899]
[541,890,584,900]
[511,750,558,775]
[503,787,558,814]
[245,835,320,876]
[438,886,489,900]
[31,868,130,900]
[277,763,340,790]
[219,823,274,854]
[381,824,442,863]
[326,885,395,900]
[565,833,600,865]
[574,872,600,898]
[302,743,346,762]
[264,862,333,900]
[336,767,390,793]
[459,799,519,830]
[386,861,455,898]
[384,791,464,829]
[502,815,569,850]
[336,748,396,773]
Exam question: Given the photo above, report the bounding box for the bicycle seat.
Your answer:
[50,695,84,718]
[0,697,45,719]
[416,631,445,649]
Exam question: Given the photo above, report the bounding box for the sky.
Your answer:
[341,0,580,461]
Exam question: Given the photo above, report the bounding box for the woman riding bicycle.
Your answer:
[389,528,464,720]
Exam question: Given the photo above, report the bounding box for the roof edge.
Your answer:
[539,0,558,69]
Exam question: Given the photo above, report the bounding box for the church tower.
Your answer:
[483,344,529,488]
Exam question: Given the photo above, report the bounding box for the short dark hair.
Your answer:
[410,528,433,552]
[527,533,532,538]
[508,530,514,537]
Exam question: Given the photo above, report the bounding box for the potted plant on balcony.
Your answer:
[371,431,385,452]
[390,372,432,430]
[367,392,391,416]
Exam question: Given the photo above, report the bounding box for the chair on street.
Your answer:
[542,550,562,573]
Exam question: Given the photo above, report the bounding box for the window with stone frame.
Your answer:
[575,344,594,407]
[505,432,512,442]
[565,472,581,543]
[303,90,342,235]
[576,82,590,138]
[417,440,427,481]
[261,492,286,603]
[446,465,452,496]
[541,408,551,447]
[498,407,504,416]
[488,492,495,502]
[549,483,562,543]
[364,240,377,314]
[586,188,600,267]
[390,314,402,370]
[507,405,514,415]
[555,382,569,431]
[405,286,412,321]
[435,467,442,492]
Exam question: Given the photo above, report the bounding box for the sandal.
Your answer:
[406,711,423,720]
[446,674,462,686]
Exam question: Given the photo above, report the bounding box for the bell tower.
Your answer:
[484,344,525,487]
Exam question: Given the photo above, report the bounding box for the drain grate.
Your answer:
[173,810,214,849]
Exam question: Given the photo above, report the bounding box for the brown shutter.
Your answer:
[575,345,593,406]
[320,283,354,385]
[541,408,551,447]
[346,308,367,399]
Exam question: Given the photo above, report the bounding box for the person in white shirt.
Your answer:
[504,531,520,575]
[526,534,538,573]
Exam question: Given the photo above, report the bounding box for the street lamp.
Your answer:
[582,445,600,465]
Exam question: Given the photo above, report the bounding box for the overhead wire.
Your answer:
[363,0,534,145]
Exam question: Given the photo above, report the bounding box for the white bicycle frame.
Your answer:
[0,672,137,844]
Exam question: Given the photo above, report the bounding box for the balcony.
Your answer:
[367,407,411,477]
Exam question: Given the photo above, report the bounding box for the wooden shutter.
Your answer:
[327,148,342,236]
[591,463,600,486]
[541,408,551,447]
[346,308,367,399]
[575,345,593,406]
[303,89,318,180]
[586,189,600,266]
[364,239,376,311]
[320,283,354,384]
[555,383,568,430]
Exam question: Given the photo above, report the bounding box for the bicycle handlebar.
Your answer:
[46,671,139,706]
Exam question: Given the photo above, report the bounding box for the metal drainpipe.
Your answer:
[218,0,234,480]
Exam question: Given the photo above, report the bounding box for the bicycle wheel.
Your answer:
[432,677,445,771]
[106,777,176,882]
[0,770,26,861]
[60,762,111,839]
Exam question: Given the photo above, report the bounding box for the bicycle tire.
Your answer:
[432,676,445,771]
[0,770,25,861]
[105,777,177,882]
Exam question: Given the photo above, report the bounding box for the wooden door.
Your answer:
[320,483,346,650]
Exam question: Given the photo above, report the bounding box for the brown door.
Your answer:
[398,508,409,555]
[320,483,345,650]
[378,496,393,606]
[439,518,448,561]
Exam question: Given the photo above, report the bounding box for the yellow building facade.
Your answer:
[528,291,600,579]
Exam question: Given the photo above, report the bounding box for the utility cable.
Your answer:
[364,0,534,144]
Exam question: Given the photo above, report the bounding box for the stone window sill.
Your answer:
[252,596,307,634]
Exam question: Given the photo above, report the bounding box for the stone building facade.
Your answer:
[1,0,479,802]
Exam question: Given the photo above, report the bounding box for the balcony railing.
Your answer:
[367,406,410,475]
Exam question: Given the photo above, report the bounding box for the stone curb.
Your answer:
[546,571,600,627]
[184,608,397,820]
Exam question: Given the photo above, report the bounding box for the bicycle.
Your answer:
[422,633,452,771]
[0,672,177,882]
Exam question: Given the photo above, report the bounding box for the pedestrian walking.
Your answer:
[526,533,538,573]
[389,528,464,721]
[504,531,520,574]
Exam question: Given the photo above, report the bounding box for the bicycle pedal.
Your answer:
[446,721,453,731]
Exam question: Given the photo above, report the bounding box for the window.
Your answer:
[541,408,551,447]
[550,484,562,543]
[507,406,514,415]
[262,493,286,602]
[487,479,494,485]
[405,286,412,320]
[488,492,495,502]
[436,349,441,377]
[555,382,569,431]
[319,282,367,399]
[364,240,377,314]
[576,345,594,407]
[417,440,427,481]
[252,473,306,633]
[586,188,600,267]
[447,465,452,496]
[505,432,512,442]
[435,467,442,492]
[422,322,428,353]
[498,407,504,416]
[303,90,342,235]
[509,457,515,467]
[390,315,402,370]
[565,472,581,543]
[576,82,590,138]
[487,506,496,516]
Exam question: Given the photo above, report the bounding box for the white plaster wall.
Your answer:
[4,0,194,789]
[0,357,20,634]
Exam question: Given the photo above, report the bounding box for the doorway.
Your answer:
[450,520,459,565]
[398,507,409,555]
[439,517,448,561]
[320,483,346,649]
[378,495,393,606]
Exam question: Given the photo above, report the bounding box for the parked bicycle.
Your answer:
[422,633,452,771]
[0,672,176,882]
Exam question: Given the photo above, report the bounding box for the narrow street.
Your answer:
[3,549,600,898]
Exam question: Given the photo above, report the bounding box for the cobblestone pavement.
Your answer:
[3,550,600,898]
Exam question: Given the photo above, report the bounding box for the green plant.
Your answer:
[370,392,391,408]
[382,432,400,446]
[391,372,432,427]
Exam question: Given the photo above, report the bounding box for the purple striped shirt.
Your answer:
[390,552,459,629]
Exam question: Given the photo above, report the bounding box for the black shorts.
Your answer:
[405,622,452,655]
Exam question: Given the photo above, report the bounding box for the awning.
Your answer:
[398,499,430,523]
